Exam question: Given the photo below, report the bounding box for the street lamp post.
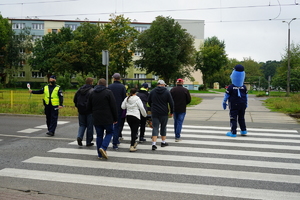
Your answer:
[282,18,296,96]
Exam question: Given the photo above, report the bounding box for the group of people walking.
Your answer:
[74,74,192,159]
[28,64,248,160]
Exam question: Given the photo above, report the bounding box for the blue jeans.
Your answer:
[152,115,168,137]
[173,112,186,139]
[95,124,114,157]
[77,113,94,145]
[112,110,123,146]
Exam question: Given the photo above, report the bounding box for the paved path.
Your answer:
[186,92,298,125]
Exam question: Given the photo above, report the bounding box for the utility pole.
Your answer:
[282,18,296,96]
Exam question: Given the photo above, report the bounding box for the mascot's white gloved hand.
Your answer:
[223,102,227,110]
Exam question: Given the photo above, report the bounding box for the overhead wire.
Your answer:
[2,2,298,23]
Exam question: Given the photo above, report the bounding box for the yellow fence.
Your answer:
[0,90,78,116]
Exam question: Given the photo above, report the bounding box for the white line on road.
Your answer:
[23,156,300,184]
[17,128,42,133]
[49,148,300,170]
[0,168,299,200]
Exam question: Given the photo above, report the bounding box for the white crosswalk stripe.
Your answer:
[0,124,300,199]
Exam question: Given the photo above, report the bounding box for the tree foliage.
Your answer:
[195,36,227,89]
[0,13,33,86]
[29,15,137,81]
[272,43,300,91]
[103,14,139,78]
[135,16,196,84]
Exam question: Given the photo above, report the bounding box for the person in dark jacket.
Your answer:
[87,78,118,159]
[170,78,191,142]
[223,64,248,137]
[148,80,174,150]
[136,83,149,142]
[29,75,63,136]
[108,73,127,150]
[73,77,94,147]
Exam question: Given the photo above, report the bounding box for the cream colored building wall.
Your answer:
[44,21,64,34]
[176,19,204,86]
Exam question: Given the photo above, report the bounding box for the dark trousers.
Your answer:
[139,115,147,138]
[229,103,247,134]
[44,105,59,133]
[126,115,140,146]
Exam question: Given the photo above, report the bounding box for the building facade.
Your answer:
[9,18,204,89]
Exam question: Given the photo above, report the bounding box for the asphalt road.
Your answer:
[0,93,299,200]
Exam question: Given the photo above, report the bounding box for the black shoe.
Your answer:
[86,142,94,147]
[152,145,157,150]
[161,142,169,147]
[46,132,54,136]
[77,137,83,146]
[139,137,146,142]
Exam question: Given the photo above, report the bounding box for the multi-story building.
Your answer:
[9,18,204,89]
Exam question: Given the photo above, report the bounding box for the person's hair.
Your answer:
[86,77,94,85]
[97,78,106,86]
[127,88,137,102]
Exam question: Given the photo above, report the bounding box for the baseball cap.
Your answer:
[176,78,183,83]
[112,73,121,79]
[141,83,149,88]
[50,75,56,79]
[234,65,244,72]
[157,80,166,85]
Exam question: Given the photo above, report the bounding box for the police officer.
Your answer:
[29,75,63,136]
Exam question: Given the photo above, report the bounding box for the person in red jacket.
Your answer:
[170,79,191,142]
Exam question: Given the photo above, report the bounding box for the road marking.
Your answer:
[0,168,299,200]
[69,140,300,159]
[49,148,300,170]
[24,156,300,184]
[34,125,47,129]
[123,125,300,138]
[17,128,42,133]
[121,129,300,143]
[57,121,70,125]
[169,124,299,133]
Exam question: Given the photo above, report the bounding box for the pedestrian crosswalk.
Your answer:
[1,124,300,199]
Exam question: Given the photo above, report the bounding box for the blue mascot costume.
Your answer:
[223,64,248,137]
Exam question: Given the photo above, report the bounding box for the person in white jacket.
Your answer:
[121,88,147,152]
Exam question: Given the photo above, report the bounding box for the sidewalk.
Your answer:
[186,92,299,125]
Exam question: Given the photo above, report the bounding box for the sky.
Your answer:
[1,0,300,63]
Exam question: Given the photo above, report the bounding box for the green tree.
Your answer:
[135,16,196,84]
[239,57,264,89]
[261,60,281,80]
[29,27,74,76]
[103,14,139,79]
[0,14,11,74]
[273,43,300,91]
[195,36,227,89]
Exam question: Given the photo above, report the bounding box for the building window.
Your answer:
[32,72,44,78]
[152,75,158,80]
[65,24,77,31]
[135,26,148,33]
[134,64,142,69]
[52,29,58,33]
[134,51,142,56]
[32,35,43,41]
[12,23,25,29]
[15,71,25,77]
[134,74,146,79]
[32,23,44,30]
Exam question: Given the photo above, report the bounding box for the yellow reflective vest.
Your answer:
[43,85,60,106]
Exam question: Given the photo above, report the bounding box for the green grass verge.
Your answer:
[0,89,203,116]
[263,94,300,114]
